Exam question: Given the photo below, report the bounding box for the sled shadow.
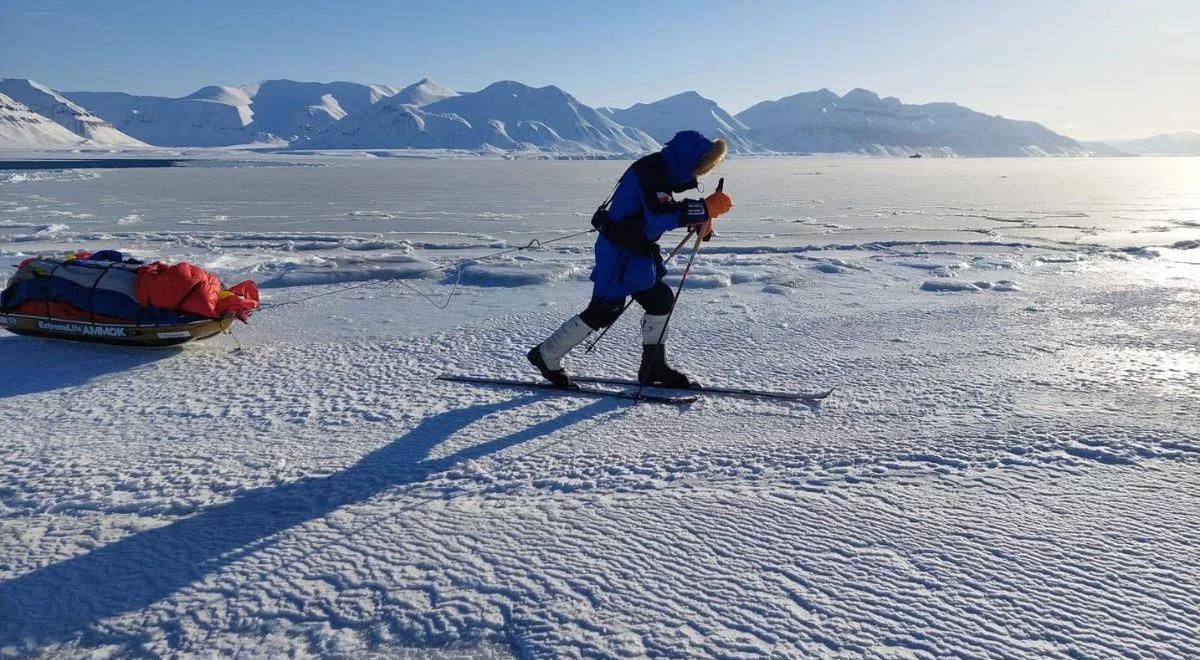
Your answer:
[0,336,181,399]
[0,394,618,648]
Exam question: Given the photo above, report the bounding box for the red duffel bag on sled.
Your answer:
[136,262,259,321]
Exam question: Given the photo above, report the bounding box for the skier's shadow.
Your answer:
[0,393,617,648]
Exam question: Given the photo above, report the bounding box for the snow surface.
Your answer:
[1,156,1198,657]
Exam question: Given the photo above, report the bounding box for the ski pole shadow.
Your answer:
[0,337,181,399]
[0,393,618,649]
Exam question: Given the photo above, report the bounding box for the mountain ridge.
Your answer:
[0,76,1111,157]
[1100,131,1200,156]
[602,91,761,153]
[0,92,87,147]
[736,87,1084,157]
[0,78,145,147]
[309,79,659,154]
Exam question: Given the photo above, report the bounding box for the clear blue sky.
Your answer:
[2,0,1196,140]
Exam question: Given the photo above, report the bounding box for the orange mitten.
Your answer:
[704,191,733,219]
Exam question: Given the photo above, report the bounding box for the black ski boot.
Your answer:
[528,346,575,389]
[638,344,694,388]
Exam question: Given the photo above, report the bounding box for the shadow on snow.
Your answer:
[0,336,182,399]
[0,393,618,649]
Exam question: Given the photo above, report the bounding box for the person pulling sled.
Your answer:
[528,130,733,389]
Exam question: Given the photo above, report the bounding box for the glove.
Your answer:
[704,191,733,220]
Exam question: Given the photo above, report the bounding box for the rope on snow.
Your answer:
[257,229,595,313]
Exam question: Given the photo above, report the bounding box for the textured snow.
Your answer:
[257,254,442,288]
[920,279,983,292]
[456,259,585,287]
[1,156,1198,657]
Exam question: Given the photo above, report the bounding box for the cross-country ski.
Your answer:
[570,376,834,401]
[437,374,698,405]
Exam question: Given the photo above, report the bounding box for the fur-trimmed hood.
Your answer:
[660,131,727,190]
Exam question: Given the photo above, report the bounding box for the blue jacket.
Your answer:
[590,131,715,299]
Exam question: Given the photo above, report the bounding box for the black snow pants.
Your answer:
[578,280,674,330]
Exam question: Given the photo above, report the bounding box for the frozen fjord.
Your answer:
[1,155,1199,657]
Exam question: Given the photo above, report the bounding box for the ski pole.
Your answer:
[583,228,696,354]
[634,178,722,403]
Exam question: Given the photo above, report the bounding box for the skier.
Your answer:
[528,130,733,389]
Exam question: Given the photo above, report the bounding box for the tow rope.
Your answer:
[257,229,596,313]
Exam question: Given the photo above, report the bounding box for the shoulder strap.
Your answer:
[598,180,618,211]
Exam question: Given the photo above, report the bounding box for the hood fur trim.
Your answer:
[693,138,727,177]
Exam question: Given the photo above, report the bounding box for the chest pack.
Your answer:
[590,153,678,258]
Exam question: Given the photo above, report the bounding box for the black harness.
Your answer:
[591,153,701,258]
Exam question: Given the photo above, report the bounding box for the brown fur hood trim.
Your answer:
[694,138,727,177]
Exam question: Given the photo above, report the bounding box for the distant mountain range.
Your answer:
[1100,131,1200,156]
[738,88,1086,157]
[0,76,1191,157]
[601,91,759,153]
[308,79,659,153]
[59,80,399,147]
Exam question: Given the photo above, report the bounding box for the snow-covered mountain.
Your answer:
[424,81,658,154]
[303,78,470,150]
[306,100,477,150]
[0,79,145,147]
[241,80,399,142]
[1102,131,1200,156]
[310,80,659,154]
[602,91,762,153]
[390,78,458,107]
[0,92,85,148]
[64,80,399,147]
[736,88,1084,157]
[9,75,1104,156]
[64,89,262,147]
